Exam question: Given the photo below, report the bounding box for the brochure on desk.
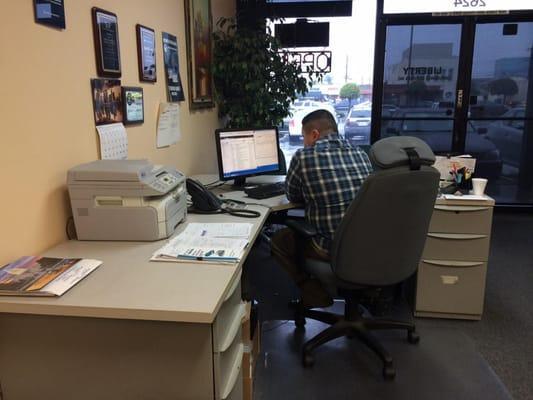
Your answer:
[0,256,102,297]
[151,223,252,264]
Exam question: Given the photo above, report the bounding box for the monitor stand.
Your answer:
[232,176,247,189]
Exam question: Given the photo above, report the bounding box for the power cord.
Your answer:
[65,216,77,240]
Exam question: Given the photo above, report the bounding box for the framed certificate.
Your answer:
[162,32,185,102]
[33,0,66,29]
[92,7,121,78]
[122,87,144,125]
[136,24,157,82]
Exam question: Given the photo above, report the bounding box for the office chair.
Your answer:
[286,136,440,380]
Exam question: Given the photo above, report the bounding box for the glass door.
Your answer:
[467,21,533,204]
[375,18,533,205]
[380,24,463,156]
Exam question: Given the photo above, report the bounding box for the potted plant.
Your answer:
[212,17,315,128]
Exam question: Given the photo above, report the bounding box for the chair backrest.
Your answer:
[330,137,440,286]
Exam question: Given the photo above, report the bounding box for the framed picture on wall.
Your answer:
[184,0,214,109]
[90,78,123,125]
[121,87,144,125]
[91,7,121,78]
[33,0,66,29]
[136,24,157,82]
[162,32,185,102]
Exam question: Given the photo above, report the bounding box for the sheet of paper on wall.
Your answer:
[96,123,128,160]
[434,155,476,181]
[157,102,181,148]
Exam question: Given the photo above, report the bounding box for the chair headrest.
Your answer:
[369,136,435,170]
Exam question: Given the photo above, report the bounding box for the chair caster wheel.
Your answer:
[302,352,314,368]
[383,366,396,380]
[294,316,306,328]
[408,331,420,344]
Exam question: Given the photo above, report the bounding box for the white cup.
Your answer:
[472,178,488,196]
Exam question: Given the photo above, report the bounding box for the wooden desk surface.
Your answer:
[0,205,271,324]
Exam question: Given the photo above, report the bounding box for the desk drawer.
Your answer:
[214,327,244,400]
[423,233,490,261]
[225,372,243,400]
[429,205,493,235]
[213,275,242,351]
[416,260,487,316]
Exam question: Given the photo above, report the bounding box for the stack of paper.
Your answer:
[151,223,253,264]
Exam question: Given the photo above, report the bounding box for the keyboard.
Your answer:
[244,182,285,199]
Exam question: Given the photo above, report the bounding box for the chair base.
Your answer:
[294,297,419,380]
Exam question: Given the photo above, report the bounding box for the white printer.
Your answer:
[67,159,187,241]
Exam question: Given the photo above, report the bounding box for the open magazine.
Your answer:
[151,223,252,264]
[0,256,102,297]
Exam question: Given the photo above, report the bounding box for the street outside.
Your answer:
[279,121,346,164]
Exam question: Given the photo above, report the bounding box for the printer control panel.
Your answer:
[148,171,184,194]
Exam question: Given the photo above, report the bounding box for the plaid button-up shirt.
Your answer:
[285,134,373,254]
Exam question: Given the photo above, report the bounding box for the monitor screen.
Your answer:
[215,127,280,181]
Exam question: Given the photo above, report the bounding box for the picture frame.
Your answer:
[91,7,121,78]
[121,87,144,125]
[136,24,157,82]
[162,32,185,102]
[33,0,66,29]
[184,0,214,109]
[90,79,123,125]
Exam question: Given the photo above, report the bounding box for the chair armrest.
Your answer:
[286,219,318,239]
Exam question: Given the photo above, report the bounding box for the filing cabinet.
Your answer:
[415,196,495,320]
[212,273,246,400]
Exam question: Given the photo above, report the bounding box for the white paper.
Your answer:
[442,194,488,201]
[96,123,128,160]
[156,236,248,262]
[181,223,253,239]
[41,259,102,296]
[157,103,181,148]
[434,156,476,181]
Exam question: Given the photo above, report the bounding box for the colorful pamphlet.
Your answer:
[0,256,102,297]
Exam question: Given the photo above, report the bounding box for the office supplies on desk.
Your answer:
[244,182,285,199]
[68,159,187,241]
[151,223,251,263]
[0,256,101,297]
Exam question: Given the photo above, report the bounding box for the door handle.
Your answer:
[457,89,464,109]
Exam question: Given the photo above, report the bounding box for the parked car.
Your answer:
[288,103,337,144]
[385,110,502,179]
[344,108,371,145]
[333,99,353,120]
[485,107,526,169]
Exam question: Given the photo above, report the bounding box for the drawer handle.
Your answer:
[434,206,490,212]
[216,302,247,353]
[220,343,244,399]
[224,271,242,302]
[441,275,459,285]
[427,233,487,240]
[423,259,484,268]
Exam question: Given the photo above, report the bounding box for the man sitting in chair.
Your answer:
[271,109,373,308]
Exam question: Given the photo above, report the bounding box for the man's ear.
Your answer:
[312,129,321,141]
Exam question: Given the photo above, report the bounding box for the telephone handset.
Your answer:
[186,178,223,212]
[185,178,261,218]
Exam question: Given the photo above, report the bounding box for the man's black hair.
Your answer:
[301,109,338,136]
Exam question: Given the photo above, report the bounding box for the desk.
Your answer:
[0,180,292,400]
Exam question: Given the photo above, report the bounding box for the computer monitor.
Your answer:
[215,127,281,187]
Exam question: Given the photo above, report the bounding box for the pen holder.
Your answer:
[449,168,473,194]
